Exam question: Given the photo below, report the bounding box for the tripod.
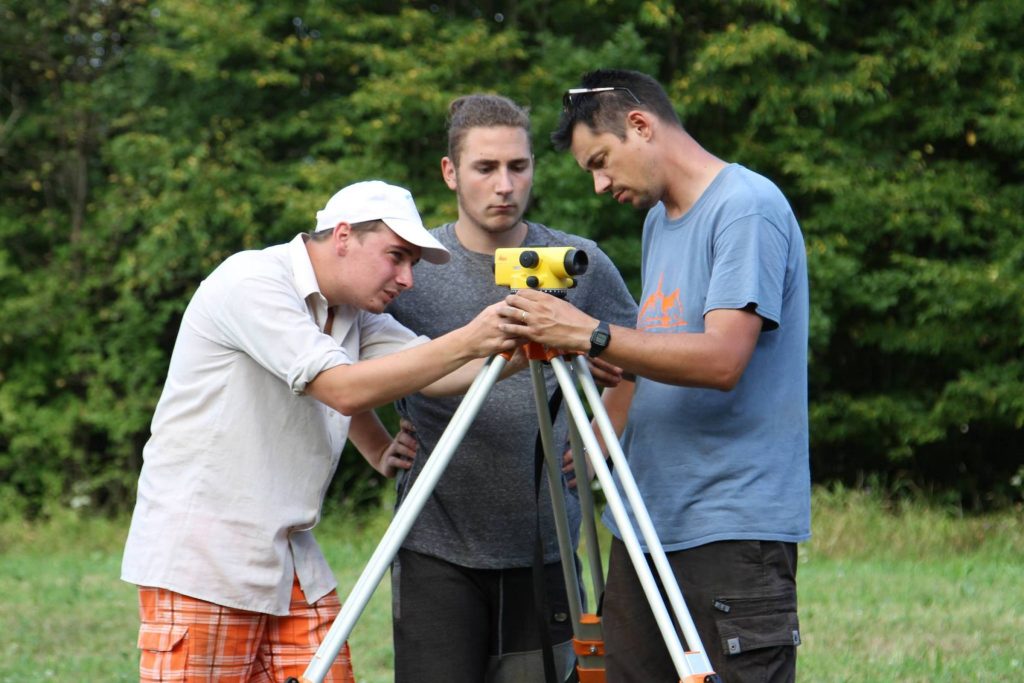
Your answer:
[291,345,720,683]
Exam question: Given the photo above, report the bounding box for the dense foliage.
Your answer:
[1,0,1021,518]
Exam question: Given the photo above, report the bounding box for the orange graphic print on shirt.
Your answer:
[637,274,688,331]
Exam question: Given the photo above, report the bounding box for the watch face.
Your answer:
[589,322,611,357]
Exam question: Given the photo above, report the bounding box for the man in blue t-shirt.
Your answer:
[501,69,810,682]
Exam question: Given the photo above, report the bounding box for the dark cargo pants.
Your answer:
[603,538,800,683]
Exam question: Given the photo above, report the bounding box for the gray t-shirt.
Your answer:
[387,221,638,568]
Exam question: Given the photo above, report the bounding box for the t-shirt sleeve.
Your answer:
[706,214,789,331]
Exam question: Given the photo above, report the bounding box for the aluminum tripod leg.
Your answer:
[571,355,712,672]
[549,355,719,682]
[295,355,507,683]
[529,359,610,628]
[569,419,606,600]
[529,359,585,627]
[529,360,606,681]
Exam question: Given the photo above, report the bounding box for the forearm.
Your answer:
[505,291,759,389]
[421,347,527,397]
[531,319,743,389]
[420,357,486,397]
[308,328,477,415]
[347,411,392,473]
[601,325,749,389]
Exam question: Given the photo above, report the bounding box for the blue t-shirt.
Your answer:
[603,164,811,551]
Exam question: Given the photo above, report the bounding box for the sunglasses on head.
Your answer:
[562,86,642,112]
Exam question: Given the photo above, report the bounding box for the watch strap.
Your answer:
[588,320,611,358]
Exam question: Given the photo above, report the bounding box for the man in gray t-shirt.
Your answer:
[386,95,637,682]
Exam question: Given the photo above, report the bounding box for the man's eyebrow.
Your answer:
[471,156,531,165]
[387,241,418,257]
[395,244,421,267]
[582,151,602,169]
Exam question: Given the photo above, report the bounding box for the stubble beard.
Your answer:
[633,193,659,211]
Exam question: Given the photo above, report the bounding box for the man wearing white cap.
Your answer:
[121,180,520,683]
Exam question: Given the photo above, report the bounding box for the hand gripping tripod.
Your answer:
[289,342,721,683]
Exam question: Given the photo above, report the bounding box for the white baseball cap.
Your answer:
[314,180,450,264]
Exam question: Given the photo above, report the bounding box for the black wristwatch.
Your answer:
[588,320,611,358]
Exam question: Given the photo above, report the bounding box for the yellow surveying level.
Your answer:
[494,246,589,293]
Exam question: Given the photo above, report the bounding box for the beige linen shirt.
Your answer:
[121,234,426,615]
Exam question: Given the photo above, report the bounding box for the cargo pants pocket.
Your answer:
[712,591,801,657]
[138,623,189,679]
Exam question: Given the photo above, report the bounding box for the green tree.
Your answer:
[1,0,154,515]
[1,0,1021,518]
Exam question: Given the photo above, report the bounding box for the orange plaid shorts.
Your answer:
[136,575,354,683]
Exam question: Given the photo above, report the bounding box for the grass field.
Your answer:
[1,487,1021,682]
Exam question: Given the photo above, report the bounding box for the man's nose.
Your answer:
[398,263,414,289]
[495,168,514,193]
[593,171,612,194]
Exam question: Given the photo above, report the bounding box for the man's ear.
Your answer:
[333,221,353,255]
[626,110,654,141]
[441,156,458,191]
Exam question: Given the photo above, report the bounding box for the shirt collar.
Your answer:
[288,234,323,301]
[288,233,332,331]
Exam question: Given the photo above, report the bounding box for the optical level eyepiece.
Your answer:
[563,248,588,277]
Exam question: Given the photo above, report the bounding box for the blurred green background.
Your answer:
[1,0,1022,519]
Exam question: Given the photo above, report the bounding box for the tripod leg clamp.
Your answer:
[573,613,607,682]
